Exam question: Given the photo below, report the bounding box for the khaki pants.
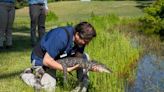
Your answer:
[20,67,56,92]
[0,2,15,47]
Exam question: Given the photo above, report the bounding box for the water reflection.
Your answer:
[129,54,164,92]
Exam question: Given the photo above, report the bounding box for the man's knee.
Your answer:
[20,67,56,90]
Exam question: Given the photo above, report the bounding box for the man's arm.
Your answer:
[43,52,79,72]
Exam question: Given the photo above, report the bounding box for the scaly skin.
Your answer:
[57,57,113,82]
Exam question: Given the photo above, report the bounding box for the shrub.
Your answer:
[46,11,58,22]
[140,0,164,35]
[15,0,28,9]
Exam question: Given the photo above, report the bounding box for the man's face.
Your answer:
[74,32,91,46]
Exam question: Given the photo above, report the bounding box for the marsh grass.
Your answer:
[86,23,140,92]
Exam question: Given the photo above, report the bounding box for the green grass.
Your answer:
[48,1,151,21]
[85,15,140,92]
[15,1,152,30]
[0,1,154,92]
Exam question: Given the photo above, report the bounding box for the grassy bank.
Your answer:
[0,16,140,92]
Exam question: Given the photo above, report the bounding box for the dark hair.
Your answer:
[74,22,96,40]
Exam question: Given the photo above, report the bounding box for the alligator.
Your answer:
[20,57,112,91]
[57,57,113,83]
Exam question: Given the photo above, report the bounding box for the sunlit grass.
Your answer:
[83,15,140,91]
[15,1,149,29]
[48,1,146,22]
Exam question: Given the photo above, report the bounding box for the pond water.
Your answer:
[128,54,164,92]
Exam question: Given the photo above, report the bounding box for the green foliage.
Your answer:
[140,14,161,34]
[140,0,164,35]
[15,0,28,9]
[46,11,58,22]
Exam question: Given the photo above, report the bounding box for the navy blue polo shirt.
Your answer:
[31,26,84,66]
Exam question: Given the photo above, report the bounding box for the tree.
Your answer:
[140,0,164,36]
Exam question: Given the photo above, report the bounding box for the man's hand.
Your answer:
[45,9,48,15]
[67,64,79,72]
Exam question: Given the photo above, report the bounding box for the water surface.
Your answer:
[128,54,164,92]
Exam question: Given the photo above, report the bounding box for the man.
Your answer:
[0,0,15,50]
[21,22,98,92]
[28,0,48,47]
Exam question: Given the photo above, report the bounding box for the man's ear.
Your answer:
[75,32,80,39]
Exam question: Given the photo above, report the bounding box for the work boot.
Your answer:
[20,73,36,87]
[23,68,33,73]
[20,68,36,87]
